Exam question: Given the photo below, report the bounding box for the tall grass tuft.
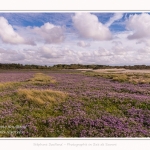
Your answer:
[0,82,21,91]
[17,89,67,105]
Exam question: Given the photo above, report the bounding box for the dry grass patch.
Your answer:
[0,82,21,91]
[128,73,150,84]
[84,71,150,84]
[17,89,67,105]
[28,73,56,85]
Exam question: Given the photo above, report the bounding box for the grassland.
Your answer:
[84,71,150,84]
[0,70,149,137]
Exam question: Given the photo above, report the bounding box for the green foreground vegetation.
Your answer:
[0,72,67,137]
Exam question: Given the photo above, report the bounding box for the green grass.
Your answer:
[106,70,118,72]
[82,97,125,118]
[82,96,150,120]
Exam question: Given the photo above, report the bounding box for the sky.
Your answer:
[0,12,150,66]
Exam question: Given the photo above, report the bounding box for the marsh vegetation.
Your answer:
[0,70,149,137]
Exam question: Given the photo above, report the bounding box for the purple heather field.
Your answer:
[0,70,150,137]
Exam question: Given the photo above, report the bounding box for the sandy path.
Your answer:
[76,68,150,73]
[93,69,150,73]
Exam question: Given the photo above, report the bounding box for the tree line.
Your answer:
[0,63,150,70]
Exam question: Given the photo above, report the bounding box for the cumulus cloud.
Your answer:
[8,53,25,61]
[0,47,18,54]
[38,46,64,59]
[77,41,90,47]
[137,47,150,54]
[0,48,6,53]
[93,47,112,56]
[111,40,133,56]
[1,44,150,66]
[0,48,25,62]
[126,13,150,39]
[112,40,122,46]
[1,13,150,66]
[136,39,150,47]
[112,45,127,55]
[72,13,112,41]
[105,13,124,27]
[0,17,34,45]
[32,22,65,44]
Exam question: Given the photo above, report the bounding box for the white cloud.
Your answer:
[93,47,112,56]
[136,39,150,47]
[77,41,90,47]
[0,48,6,53]
[111,40,128,55]
[1,13,150,66]
[112,41,122,46]
[32,22,65,44]
[0,48,25,62]
[105,13,124,27]
[112,31,144,50]
[137,46,150,54]
[112,45,128,55]
[0,17,34,45]
[1,43,150,66]
[8,53,25,61]
[72,13,112,41]
[38,46,64,59]
[0,48,16,54]
[126,13,150,39]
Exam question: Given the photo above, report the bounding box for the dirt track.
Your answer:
[77,68,150,73]
[93,69,150,73]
